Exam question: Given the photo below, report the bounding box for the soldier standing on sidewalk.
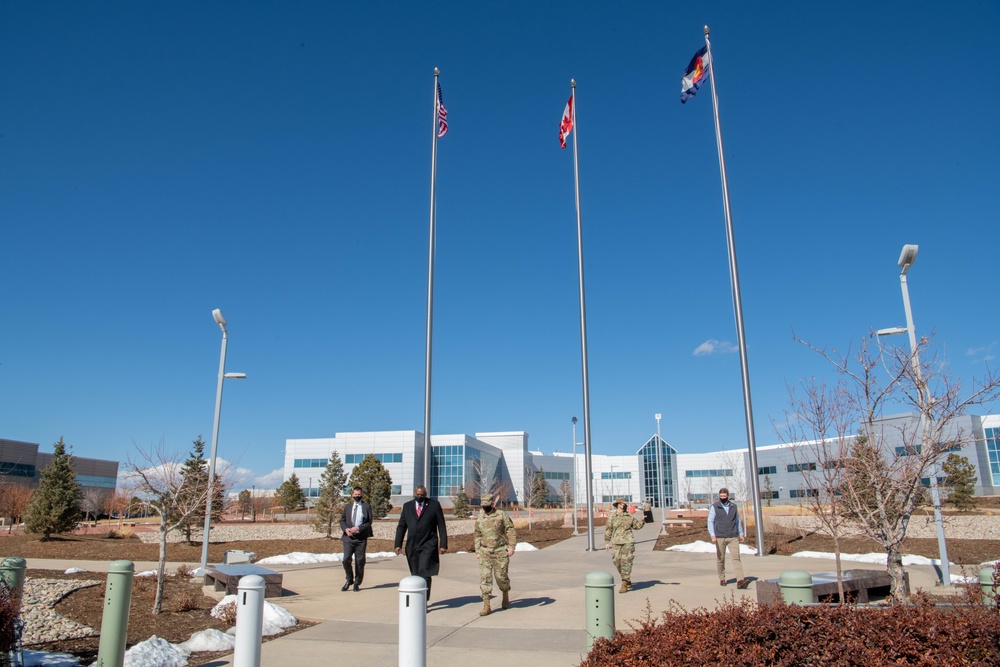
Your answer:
[474,493,516,616]
[604,497,645,593]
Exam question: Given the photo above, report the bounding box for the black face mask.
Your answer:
[352,496,362,502]
[415,495,427,502]
[484,505,496,514]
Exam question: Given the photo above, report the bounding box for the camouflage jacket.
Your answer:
[604,510,645,546]
[474,509,516,552]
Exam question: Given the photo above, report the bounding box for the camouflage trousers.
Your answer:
[610,543,635,580]
[478,548,511,598]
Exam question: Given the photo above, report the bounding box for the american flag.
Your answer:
[436,83,448,138]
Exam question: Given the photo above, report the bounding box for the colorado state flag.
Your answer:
[681,45,711,103]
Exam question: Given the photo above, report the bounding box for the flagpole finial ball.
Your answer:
[704,25,710,35]
[434,67,440,75]
[571,79,576,87]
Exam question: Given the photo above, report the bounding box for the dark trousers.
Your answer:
[343,538,367,583]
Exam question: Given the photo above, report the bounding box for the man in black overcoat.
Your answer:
[394,485,448,602]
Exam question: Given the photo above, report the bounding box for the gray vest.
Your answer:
[712,501,740,538]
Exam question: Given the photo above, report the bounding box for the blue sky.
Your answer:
[3,2,998,489]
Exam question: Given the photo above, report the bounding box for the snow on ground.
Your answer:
[515,543,538,552]
[63,568,86,575]
[790,551,953,567]
[212,595,298,636]
[123,636,189,667]
[134,570,160,578]
[257,551,397,565]
[179,629,236,653]
[666,540,757,555]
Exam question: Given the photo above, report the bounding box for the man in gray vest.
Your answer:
[708,487,749,589]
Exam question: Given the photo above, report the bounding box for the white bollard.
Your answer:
[233,574,266,667]
[398,575,427,667]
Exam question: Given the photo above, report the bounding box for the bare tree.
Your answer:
[468,456,505,502]
[80,488,108,523]
[797,331,1000,601]
[776,375,857,601]
[0,484,33,534]
[127,441,215,614]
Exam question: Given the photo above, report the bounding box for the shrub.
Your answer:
[212,599,238,625]
[581,599,1000,666]
[176,588,200,612]
[0,584,21,656]
[175,563,192,578]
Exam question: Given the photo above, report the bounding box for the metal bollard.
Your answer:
[979,567,998,607]
[96,560,135,667]
[398,576,427,667]
[233,575,266,667]
[779,570,813,605]
[0,557,27,601]
[584,571,615,652]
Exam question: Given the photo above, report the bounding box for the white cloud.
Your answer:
[253,468,284,489]
[966,342,996,363]
[693,339,739,356]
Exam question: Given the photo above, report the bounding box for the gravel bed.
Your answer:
[19,578,101,645]
[769,514,1000,540]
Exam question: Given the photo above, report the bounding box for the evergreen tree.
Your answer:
[237,489,252,520]
[942,453,978,511]
[24,438,81,540]
[174,435,224,543]
[348,454,393,519]
[530,468,548,508]
[313,452,348,536]
[453,485,470,516]
[275,473,306,515]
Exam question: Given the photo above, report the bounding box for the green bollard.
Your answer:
[96,560,135,667]
[0,557,27,602]
[585,571,615,652]
[979,567,997,607]
[779,570,813,605]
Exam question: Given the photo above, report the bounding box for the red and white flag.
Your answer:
[559,93,574,148]
[436,83,448,138]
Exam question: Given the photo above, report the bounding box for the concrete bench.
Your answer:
[204,564,283,598]
[756,568,909,604]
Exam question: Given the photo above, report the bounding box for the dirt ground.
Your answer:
[7,522,575,666]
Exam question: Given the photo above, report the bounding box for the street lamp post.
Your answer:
[198,308,247,576]
[572,417,579,536]
[877,244,950,585]
[654,413,667,533]
[609,464,616,500]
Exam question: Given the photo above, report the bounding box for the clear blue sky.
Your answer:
[3,2,998,489]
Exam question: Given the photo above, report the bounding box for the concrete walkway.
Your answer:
[26,534,950,666]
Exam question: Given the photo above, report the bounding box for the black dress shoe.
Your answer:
[353,583,360,592]
[341,582,352,591]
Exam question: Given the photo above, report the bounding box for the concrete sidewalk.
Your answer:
[152,532,945,667]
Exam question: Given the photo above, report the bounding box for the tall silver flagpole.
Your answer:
[423,68,440,491]
[569,80,596,551]
[703,26,765,555]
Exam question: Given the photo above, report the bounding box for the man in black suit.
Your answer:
[340,486,373,592]
[394,485,448,602]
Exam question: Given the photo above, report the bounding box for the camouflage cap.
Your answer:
[481,493,493,505]
[613,498,628,507]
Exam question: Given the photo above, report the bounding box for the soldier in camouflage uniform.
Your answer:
[604,497,645,593]
[474,493,516,616]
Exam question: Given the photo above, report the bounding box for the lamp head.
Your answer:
[212,308,227,332]
[225,372,247,379]
[655,413,662,421]
[897,244,919,274]
[572,416,577,425]
[877,326,908,337]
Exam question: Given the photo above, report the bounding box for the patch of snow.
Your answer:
[22,651,79,666]
[63,568,86,575]
[952,573,979,584]
[666,540,756,555]
[122,636,190,667]
[179,629,236,653]
[790,551,954,567]
[514,543,538,552]
[210,596,297,636]
[981,559,1000,568]
[211,595,238,620]
[257,551,396,565]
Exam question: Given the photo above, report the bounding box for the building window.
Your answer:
[823,459,845,470]
[789,488,819,499]
[787,463,816,473]
[294,458,328,468]
[757,465,777,476]
[895,446,922,457]
[601,495,633,503]
[684,469,733,478]
[600,471,631,480]
[0,462,36,478]
[687,493,710,501]
[431,445,464,498]
[544,471,571,480]
[345,452,403,465]
[760,490,780,500]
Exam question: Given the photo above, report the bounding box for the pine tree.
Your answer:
[24,438,81,540]
[942,453,978,511]
[348,454,393,519]
[530,468,548,508]
[453,485,470,516]
[238,489,252,520]
[313,452,348,536]
[174,435,224,543]
[276,473,306,515]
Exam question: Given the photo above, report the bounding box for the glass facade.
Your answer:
[989,428,1000,486]
[639,435,677,507]
[294,458,328,468]
[345,452,403,464]
[685,468,733,478]
[431,444,465,497]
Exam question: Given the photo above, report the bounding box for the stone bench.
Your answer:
[204,564,283,598]
[756,569,909,604]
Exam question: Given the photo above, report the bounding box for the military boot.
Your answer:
[501,590,510,609]
[619,579,630,593]
[480,598,492,616]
